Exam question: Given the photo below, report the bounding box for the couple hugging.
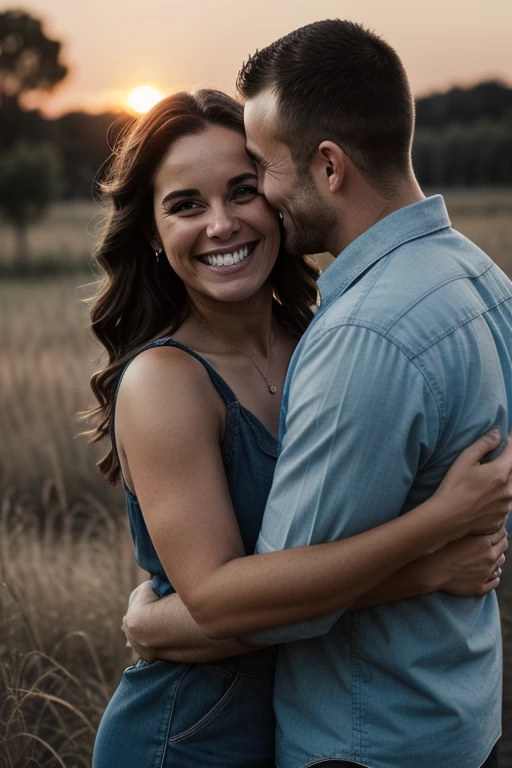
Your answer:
[88,19,512,768]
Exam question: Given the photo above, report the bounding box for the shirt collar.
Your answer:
[317,195,451,309]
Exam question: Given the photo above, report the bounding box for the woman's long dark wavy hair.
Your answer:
[83,89,320,486]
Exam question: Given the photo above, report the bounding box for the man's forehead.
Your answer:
[244,88,279,136]
[244,90,284,162]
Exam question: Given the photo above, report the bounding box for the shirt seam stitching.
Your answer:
[401,292,512,356]
[384,262,496,333]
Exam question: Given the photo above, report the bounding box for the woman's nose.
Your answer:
[206,205,241,240]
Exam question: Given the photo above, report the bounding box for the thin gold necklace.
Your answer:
[190,306,277,395]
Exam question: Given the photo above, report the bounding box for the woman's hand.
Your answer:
[435,430,512,536]
[420,526,508,597]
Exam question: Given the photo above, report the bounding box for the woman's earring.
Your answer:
[277,211,283,220]
[154,248,163,263]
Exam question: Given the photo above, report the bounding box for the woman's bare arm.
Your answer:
[117,346,511,641]
[124,528,507,662]
[351,528,507,608]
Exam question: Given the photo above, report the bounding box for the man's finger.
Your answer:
[481,577,500,592]
[462,429,502,465]
[490,527,508,546]
[490,434,512,470]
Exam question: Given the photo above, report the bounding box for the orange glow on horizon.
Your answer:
[127,86,164,114]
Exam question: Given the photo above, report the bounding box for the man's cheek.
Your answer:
[262,181,281,209]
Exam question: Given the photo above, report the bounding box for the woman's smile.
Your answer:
[195,240,258,272]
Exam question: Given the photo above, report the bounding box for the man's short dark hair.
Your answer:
[237,19,415,186]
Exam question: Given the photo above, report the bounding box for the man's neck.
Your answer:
[331,175,425,256]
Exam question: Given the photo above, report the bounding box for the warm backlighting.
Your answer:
[127,86,164,114]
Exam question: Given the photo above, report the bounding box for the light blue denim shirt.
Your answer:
[253,196,512,768]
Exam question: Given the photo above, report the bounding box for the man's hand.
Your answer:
[123,580,160,662]
[121,580,260,663]
[435,430,512,537]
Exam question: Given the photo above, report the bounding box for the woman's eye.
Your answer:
[168,200,201,214]
[232,185,258,200]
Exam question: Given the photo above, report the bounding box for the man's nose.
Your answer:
[206,205,241,240]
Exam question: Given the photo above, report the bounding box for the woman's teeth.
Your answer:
[205,245,250,267]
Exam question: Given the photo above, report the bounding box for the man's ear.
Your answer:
[314,141,346,192]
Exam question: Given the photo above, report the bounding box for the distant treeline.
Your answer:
[1,80,511,198]
[413,81,512,187]
[0,104,133,199]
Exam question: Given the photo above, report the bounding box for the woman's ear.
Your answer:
[149,236,162,252]
[144,216,161,252]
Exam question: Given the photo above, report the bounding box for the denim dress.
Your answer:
[92,338,278,768]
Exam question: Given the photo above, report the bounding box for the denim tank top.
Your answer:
[112,337,279,597]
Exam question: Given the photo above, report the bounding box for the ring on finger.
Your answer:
[494,566,503,578]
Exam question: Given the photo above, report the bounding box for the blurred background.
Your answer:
[0,1,511,765]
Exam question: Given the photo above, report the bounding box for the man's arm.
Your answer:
[123,583,262,663]
[247,322,442,644]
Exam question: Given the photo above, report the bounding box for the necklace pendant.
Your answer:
[269,384,277,394]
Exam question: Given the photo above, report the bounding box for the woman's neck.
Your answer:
[186,285,276,359]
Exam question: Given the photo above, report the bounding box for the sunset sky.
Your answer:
[20,0,512,115]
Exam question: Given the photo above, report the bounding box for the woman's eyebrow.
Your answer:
[161,188,199,206]
[227,172,258,187]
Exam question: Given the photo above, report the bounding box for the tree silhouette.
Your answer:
[0,9,67,111]
[0,142,62,262]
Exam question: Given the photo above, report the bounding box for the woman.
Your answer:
[87,90,509,768]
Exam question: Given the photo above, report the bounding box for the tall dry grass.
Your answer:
[1,277,109,502]
[1,275,138,765]
[1,191,511,765]
[0,492,135,768]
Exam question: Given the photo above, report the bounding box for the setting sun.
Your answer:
[127,86,164,114]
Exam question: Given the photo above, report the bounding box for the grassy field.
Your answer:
[1,191,511,765]
[1,275,137,766]
[0,202,103,274]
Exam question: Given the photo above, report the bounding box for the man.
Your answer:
[125,20,512,768]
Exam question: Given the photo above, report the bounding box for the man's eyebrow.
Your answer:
[161,173,258,207]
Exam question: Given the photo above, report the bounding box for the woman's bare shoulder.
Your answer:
[116,344,221,433]
[120,344,213,393]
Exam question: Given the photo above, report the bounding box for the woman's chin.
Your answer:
[199,287,267,305]
[191,274,274,306]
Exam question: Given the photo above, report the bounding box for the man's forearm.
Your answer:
[125,591,262,663]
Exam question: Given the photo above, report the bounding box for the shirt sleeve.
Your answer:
[249,323,440,645]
